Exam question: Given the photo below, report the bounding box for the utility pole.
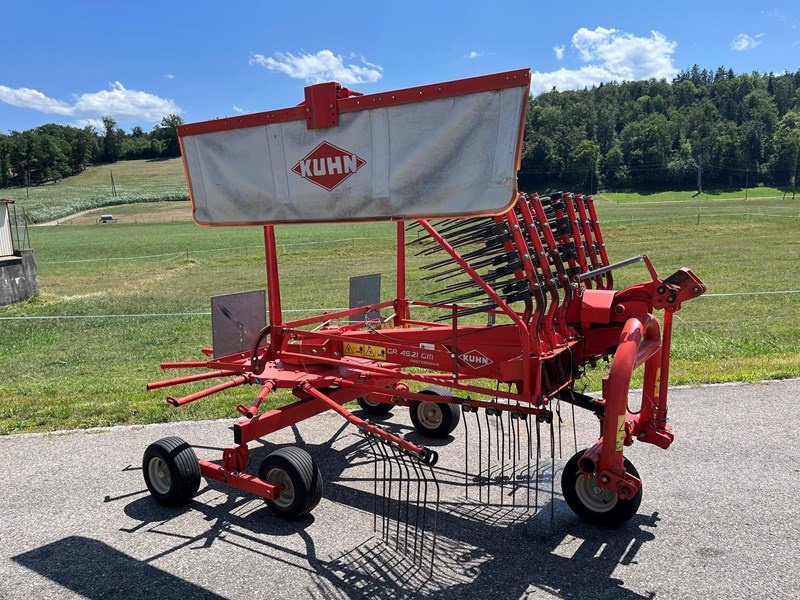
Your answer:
[696,155,703,196]
[744,169,749,200]
[110,169,117,197]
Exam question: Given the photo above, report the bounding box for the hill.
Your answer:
[2,158,188,223]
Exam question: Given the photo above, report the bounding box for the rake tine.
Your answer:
[475,407,483,503]
[571,395,578,455]
[388,446,404,551]
[557,399,563,460]
[427,461,441,573]
[499,409,505,507]
[510,410,517,506]
[365,435,379,532]
[535,417,541,511]
[373,439,389,542]
[462,407,469,499]
[377,439,393,541]
[400,452,412,555]
[525,414,531,510]
[550,415,556,520]
[408,453,424,562]
[484,408,492,504]
[417,458,430,566]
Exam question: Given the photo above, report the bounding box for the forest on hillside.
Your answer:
[521,66,800,192]
[2,65,800,193]
[0,115,183,188]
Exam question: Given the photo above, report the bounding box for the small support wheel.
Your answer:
[409,386,461,438]
[142,436,201,507]
[357,398,392,416]
[258,446,323,519]
[561,449,642,527]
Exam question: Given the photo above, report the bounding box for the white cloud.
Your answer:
[0,85,73,115]
[553,45,565,60]
[466,51,483,59]
[232,105,244,114]
[71,118,105,131]
[250,50,383,85]
[0,81,181,122]
[530,27,678,94]
[164,73,175,80]
[731,33,763,51]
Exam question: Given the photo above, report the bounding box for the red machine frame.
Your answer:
[149,194,706,507]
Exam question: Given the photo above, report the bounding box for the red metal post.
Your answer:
[264,225,283,356]
[395,220,408,325]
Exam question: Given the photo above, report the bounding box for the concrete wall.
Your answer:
[0,249,38,306]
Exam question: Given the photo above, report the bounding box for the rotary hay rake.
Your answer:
[141,69,706,571]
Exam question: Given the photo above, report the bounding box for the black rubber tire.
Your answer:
[561,448,643,527]
[357,397,393,415]
[142,436,201,507]
[409,385,461,438]
[258,446,323,519]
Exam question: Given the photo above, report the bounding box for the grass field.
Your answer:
[1,195,798,434]
[599,186,793,203]
[2,158,187,223]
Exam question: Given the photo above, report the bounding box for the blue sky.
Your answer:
[2,1,799,132]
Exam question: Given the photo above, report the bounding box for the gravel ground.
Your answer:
[1,379,798,599]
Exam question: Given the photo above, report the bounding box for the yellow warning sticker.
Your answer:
[615,415,626,451]
[653,367,662,399]
[343,342,387,360]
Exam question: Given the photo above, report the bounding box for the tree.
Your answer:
[153,114,184,157]
[571,139,600,192]
[769,110,800,188]
[102,117,122,163]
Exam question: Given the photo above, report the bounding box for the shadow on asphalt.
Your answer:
[14,412,659,598]
[12,536,225,599]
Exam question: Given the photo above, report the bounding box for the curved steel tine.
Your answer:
[389,446,405,551]
[400,452,413,554]
[524,414,531,510]
[509,410,516,506]
[461,407,469,499]
[418,457,430,566]
[499,409,505,507]
[407,452,423,561]
[535,417,541,512]
[484,409,492,504]
[374,439,392,541]
[475,408,483,503]
[364,435,379,532]
[427,461,441,573]
[571,393,578,455]
[557,398,563,460]
[550,416,556,520]
[495,410,500,461]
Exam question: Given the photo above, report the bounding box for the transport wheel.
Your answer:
[259,446,323,519]
[409,386,461,438]
[357,398,392,415]
[142,436,201,507]
[561,449,643,527]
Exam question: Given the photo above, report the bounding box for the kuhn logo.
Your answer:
[459,350,492,368]
[291,141,365,191]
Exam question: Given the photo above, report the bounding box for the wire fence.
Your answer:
[1,290,797,321]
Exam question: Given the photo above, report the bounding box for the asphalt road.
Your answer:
[1,379,798,599]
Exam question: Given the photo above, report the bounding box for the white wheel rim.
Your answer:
[148,457,172,495]
[362,399,381,407]
[265,467,295,509]
[418,401,443,430]
[575,473,619,513]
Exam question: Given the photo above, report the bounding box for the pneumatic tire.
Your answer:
[561,448,642,527]
[258,446,323,519]
[142,436,201,507]
[409,386,461,438]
